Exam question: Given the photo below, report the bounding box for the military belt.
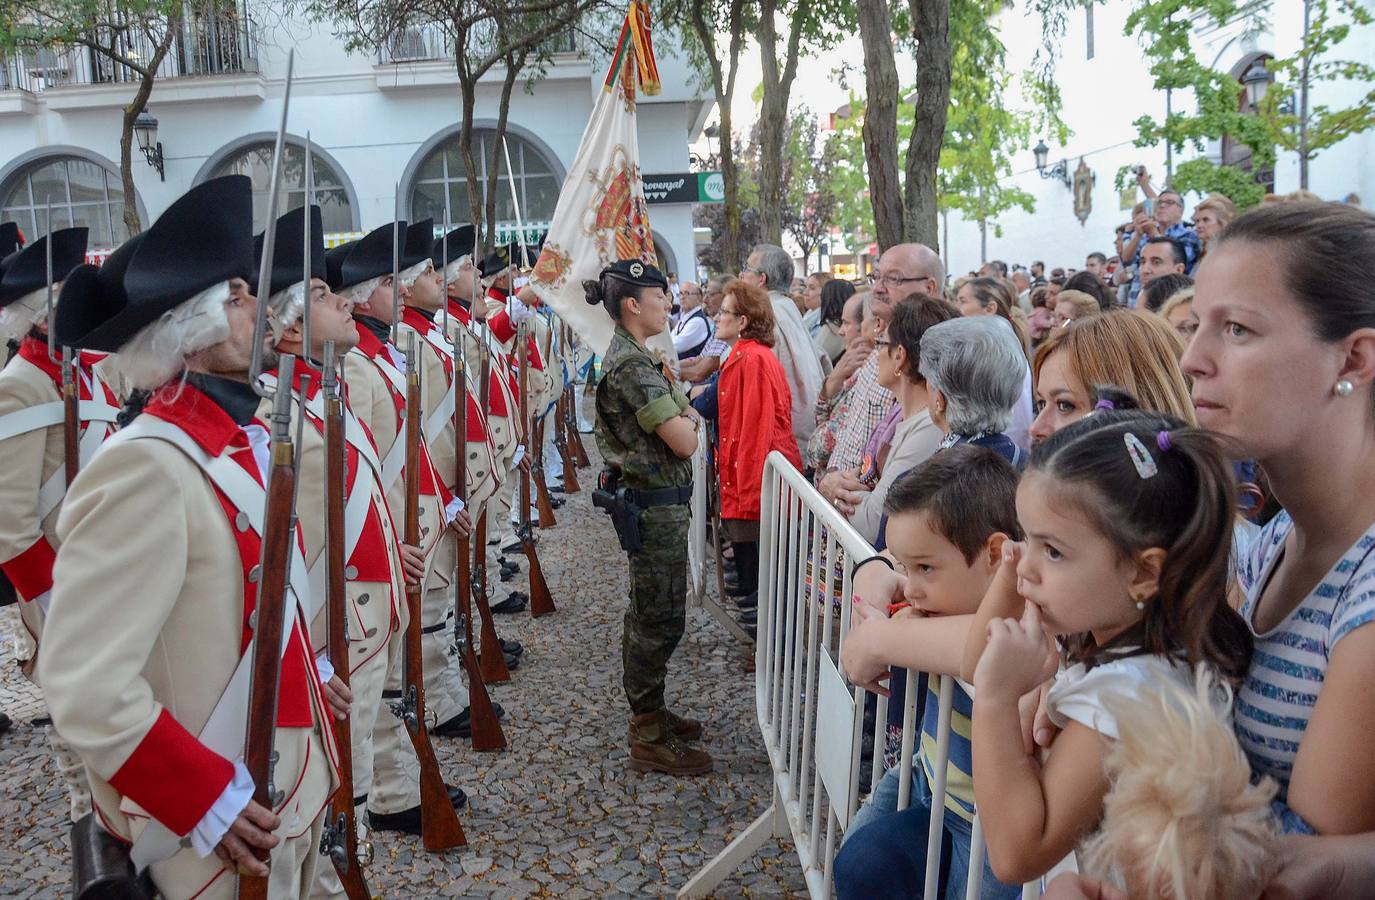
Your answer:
[624,484,693,508]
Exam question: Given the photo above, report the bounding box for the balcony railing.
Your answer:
[377,20,582,66]
[0,2,257,94]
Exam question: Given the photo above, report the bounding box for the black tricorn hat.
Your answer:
[53,233,146,351]
[338,222,406,290]
[325,240,356,292]
[601,258,667,291]
[403,219,434,269]
[254,205,326,299]
[478,239,542,278]
[433,225,475,269]
[0,227,89,307]
[109,175,255,347]
[0,221,23,258]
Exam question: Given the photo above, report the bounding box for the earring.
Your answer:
[1135,600,1145,611]
[1335,379,1355,398]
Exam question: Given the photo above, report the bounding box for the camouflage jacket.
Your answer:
[595,325,692,490]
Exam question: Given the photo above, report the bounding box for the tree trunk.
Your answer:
[755,0,786,245]
[485,51,524,253]
[688,0,746,272]
[902,0,950,250]
[856,0,903,253]
[454,33,488,258]
[118,20,179,236]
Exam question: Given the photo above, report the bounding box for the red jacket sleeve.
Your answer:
[724,346,779,522]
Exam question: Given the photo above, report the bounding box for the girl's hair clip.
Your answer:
[1125,433,1159,479]
[1156,430,1173,452]
[1093,398,1116,412]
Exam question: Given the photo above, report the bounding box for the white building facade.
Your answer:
[0,5,711,276]
[939,0,1375,277]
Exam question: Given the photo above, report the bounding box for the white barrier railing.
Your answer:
[687,428,709,606]
[680,451,1045,899]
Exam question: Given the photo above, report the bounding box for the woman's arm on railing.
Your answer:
[961,541,1026,683]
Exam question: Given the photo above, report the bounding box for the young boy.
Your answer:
[835,445,1023,900]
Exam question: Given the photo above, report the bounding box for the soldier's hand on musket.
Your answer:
[322,674,353,721]
[400,542,427,584]
[450,508,473,539]
[213,799,281,877]
[518,454,533,474]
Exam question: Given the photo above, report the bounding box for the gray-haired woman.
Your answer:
[918,316,1027,468]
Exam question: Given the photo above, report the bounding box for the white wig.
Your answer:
[0,287,51,343]
[111,280,232,390]
[440,254,472,286]
[267,280,307,343]
[338,276,382,310]
[398,258,431,289]
[1080,666,1278,899]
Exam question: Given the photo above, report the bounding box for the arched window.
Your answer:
[1222,52,1276,195]
[210,142,354,234]
[409,131,560,240]
[0,154,135,249]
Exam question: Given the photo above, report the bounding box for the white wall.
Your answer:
[0,10,707,271]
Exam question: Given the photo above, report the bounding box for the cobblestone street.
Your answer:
[0,441,806,899]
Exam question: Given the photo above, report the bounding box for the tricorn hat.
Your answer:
[432,225,475,269]
[53,233,146,351]
[0,227,89,307]
[325,240,356,292]
[254,205,326,300]
[105,175,255,348]
[338,222,406,290]
[0,221,23,259]
[478,240,540,279]
[403,219,435,270]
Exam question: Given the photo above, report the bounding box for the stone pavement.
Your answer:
[0,442,808,898]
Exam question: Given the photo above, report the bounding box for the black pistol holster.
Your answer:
[72,812,155,900]
[593,467,644,554]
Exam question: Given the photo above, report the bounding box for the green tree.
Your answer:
[1124,0,1375,206]
[781,110,839,269]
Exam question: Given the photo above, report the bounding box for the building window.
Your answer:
[1085,1,1095,60]
[210,142,354,234]
[0,155,135,249]
[409,131,560,241]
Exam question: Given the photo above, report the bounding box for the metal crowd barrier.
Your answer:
[680,451,1046,898]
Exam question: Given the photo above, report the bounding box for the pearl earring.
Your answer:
[1335,379,1355,398]
[1135,600,1145,611]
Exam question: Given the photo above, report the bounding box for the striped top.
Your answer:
[1236,511,1375,832]
[918,674,977,823]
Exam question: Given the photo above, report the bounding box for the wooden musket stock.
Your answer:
[402,347,466,851]
[61,348,79,485]
[472,331,511,684]
[517,324,556,618]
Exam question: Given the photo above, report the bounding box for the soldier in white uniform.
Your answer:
[39,175,340,899]
[0,226,118,821]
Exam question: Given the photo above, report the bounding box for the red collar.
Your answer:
[266,365,322,401]
[486,286,509,303]
[401,306,440,337]
[143,381,250,458]
[447,301,472,326]
[353,326,387,361]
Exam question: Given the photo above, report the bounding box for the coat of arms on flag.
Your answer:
[530,0,676,363]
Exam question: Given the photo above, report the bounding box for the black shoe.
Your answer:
[549,484,566,494]
[499,558,520,574]
[0,712,11,737]
[499,568,516,583]
[738,607,758,627]
[500,537,523,554]
[491,592,528,615]
[433,705,507,738]
[736,591,758,611]
[500,638,524,657]
[505,651,521,671]
[550,497,566,509]
[368,784,468,834]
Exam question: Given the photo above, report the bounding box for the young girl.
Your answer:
[965,410,1254,885]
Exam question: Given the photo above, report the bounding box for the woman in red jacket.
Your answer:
[715,278,803,626]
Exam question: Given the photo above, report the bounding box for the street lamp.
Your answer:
[134,111,165,181]
[1242,59,1272,111]
[1033,139,1070,188]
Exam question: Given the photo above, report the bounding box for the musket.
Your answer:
[553,382,580,495]
[472,317,511,684]
[41,198,81,486]
[562,321,591,468]
[240,50,295,900]
[516,319,556,618]
[399,332,466,851]
[318,344,372,899]
[532,412,556,528]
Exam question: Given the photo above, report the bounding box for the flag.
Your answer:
[529,0,675,363]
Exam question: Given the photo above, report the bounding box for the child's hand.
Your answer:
[852,560,904,616]
[841,600,893,696]
[973,600,1058,704]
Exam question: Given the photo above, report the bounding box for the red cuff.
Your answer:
[487,309,515,344]
[107,708,235,835]
[2,536,57,600]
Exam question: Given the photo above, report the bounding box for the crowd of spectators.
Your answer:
[669,184,1375,898]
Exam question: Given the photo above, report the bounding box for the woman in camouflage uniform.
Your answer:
[587,259,712,776]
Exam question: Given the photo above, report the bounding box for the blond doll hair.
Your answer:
[1080,667,1278,900]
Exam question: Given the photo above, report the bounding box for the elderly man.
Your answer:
[740,244,825,448]
[821,244,944,489]
[671,280,711,359]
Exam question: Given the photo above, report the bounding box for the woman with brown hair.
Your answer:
[954,276,1030,354]
[1194,193,1238,258]
[1029,308,1195,444]
[713,278,803,623]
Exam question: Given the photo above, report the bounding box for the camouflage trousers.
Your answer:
[622,503,690,716]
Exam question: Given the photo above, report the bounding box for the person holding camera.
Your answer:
[1117,166,1201,307]
[586,259,712,777]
